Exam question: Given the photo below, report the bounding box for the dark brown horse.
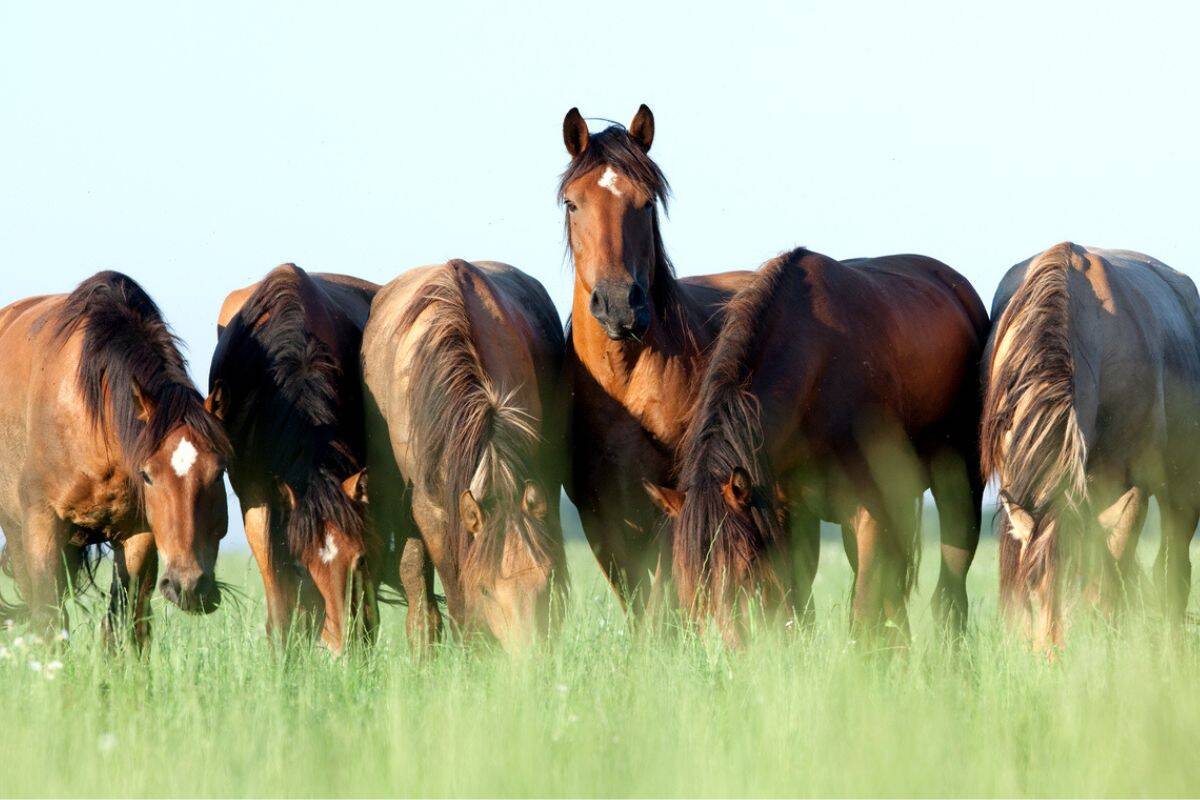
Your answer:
[560,105,752,613]
[363,260,567,653]
[649,248,988,646]
[0,272,230,642]
[983,243,1200,652]
[210,264,379,653]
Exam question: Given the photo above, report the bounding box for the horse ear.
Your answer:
[629,104,655,152]
[643,480,684,518]
[131,383,154,423]
[563,107,589,157]
[279,480,297,511]
[1000,493,1035,543]
[341,469,367,504]
[521,481,548,519]
[205,381,226,420]
[460,490,484,537]
[723,467,753,509]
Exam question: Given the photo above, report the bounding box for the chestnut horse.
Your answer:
[983,243,1200,652]
[560,105,752,613]
[362,260,567,653]
[648,248,988,646]
[0,272,230,642]
[210,264,379,653]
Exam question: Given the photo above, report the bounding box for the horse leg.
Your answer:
[1090,486,1147,615]
[399,535,442,656]
[18,508,72,633]
[243,503,300,644]
[929,446,982,636]
[105,531,157,649]
[847,504,911,647]
[786,505,820,628]
[1154,499,1198,624]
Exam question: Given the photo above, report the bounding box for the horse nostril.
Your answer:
[158,576,180,604]
[628,282,646,309]
[589,288,604,318]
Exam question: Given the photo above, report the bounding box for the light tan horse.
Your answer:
[0,272,230,642]
[984,243,1200,652]
[363,260,567,653]
[559,105,752,615]
[210,264,380,653]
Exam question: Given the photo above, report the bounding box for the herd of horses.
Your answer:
[0,105,1198,656]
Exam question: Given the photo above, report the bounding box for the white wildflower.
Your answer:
[57,629,69,642]
[29,660,42,672]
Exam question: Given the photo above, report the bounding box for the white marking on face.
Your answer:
[598,166,622,196]
[318,533,339,564]
[170,437,198,477]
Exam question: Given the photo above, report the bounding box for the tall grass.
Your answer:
[0,527,1197,797]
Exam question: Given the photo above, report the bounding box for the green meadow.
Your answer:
[1,510,1198,798]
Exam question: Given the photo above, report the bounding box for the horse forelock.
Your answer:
[403,263,563,585]
[52,271,230,504]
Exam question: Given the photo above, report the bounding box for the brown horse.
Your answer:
[983,243,1200,652]
[362,260,567,653]
[648,248,988,646]
[210,264,380,653]
[0,272,230,642]
[560,105,752,613]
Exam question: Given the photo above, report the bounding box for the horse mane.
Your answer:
[981,242,1088,510]
[214,264,364,562]
[400,260,563,583]
[673,250,805,604]
[558,124,701,354]
[51,271,230,504]
[981,243,1088,596]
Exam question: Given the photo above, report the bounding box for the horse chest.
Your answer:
[54,468,136,536]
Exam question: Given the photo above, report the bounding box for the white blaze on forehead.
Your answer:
[598,166,622,196]
[318,533,339,564]
[170,437,198,477]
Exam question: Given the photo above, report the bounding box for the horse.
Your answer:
[559,104,753,614]
[0,271,230,643]
[209,264,380,653]
[362,259,567,653]
[647,248,989,647]
[982,242,1200,652]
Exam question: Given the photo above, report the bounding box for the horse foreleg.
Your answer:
[243,503,300,645]
[785,505,820,628]
[929,447,982,636]
[847,504,912,649]
[18,508,73,633]
[399,535,442,657]
[1154,500,1198,624]
[105,531,157,649]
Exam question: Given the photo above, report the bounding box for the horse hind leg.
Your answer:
[18,508,74,633]
[105,531,158,649]
[847,503,913,649]
[929,446,983,636]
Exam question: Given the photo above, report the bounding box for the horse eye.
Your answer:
[565,201,578,213]
[140,469,153,486]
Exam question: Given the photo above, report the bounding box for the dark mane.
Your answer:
[211,264,363,562]
[400,261,563,583]
[558,124,701,354]
[52,270,230,504]
[673,250,804,604]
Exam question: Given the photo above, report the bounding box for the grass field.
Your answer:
[1,511,1199,798]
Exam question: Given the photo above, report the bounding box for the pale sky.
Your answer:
[3,1,1197,544]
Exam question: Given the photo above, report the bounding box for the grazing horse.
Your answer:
[559,105,753,613]
[648,248,988,646]
[983,243,1200,652]
[210,264,379,653]
[0,272,230,641]
[362,260,567,653]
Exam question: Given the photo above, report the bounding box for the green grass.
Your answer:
[1,522,1199,797]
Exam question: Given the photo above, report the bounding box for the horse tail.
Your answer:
[996,506,1022,614]
[981,242,1087,595]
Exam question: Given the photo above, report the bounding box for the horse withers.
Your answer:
[648,248,989,647]
[983,243,1200,652]
[362,260,567,654]
[210,264,380,654]
[559,105,753,616]
[0,272,230,643]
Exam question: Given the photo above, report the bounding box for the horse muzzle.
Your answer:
[159,570,221,614]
